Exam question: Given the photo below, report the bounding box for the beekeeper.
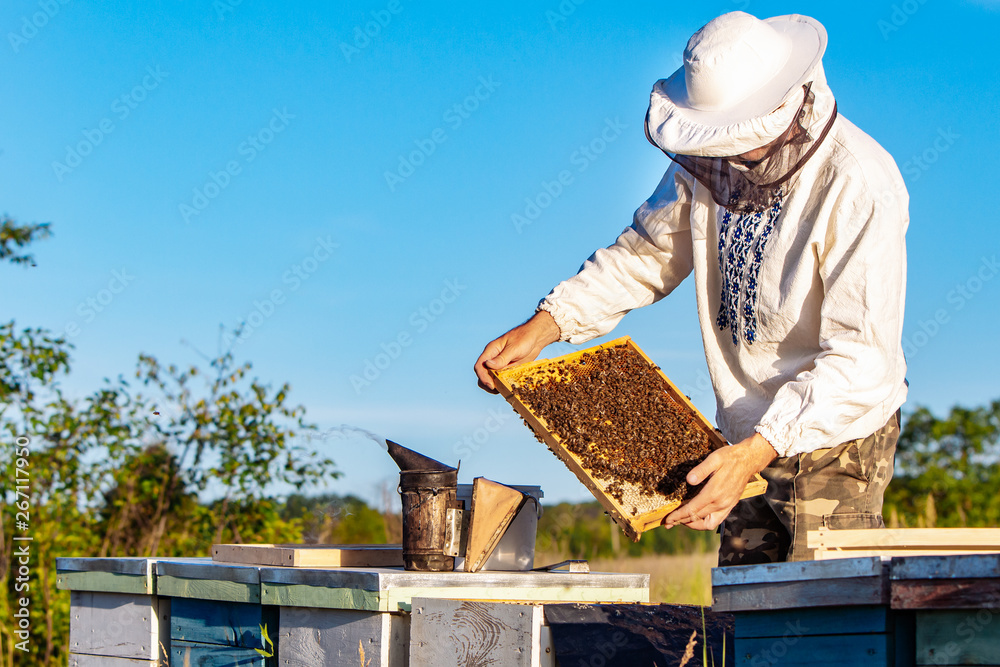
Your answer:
[474,11,908,564]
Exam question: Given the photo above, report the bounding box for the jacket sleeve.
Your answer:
[538,163,695,344]
[755,170,909,457]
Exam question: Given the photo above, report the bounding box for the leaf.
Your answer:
[256,623,274,658]
[1,217,52,267]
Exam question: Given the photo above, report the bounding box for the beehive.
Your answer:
[491,336,767,541]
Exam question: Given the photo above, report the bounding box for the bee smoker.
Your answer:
[386,439,459,572]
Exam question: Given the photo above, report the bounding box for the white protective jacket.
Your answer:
[538,104,908,458]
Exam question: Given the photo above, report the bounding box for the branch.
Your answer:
[0,217,52,267]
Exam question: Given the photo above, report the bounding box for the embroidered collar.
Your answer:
[716,191,785,345]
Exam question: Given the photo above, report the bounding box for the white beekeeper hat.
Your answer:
[646,12,828,158]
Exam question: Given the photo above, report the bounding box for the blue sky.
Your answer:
[3,0,998,507]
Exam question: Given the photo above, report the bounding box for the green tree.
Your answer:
[0,217,50,267]
[536,501,716,560]
[0,322,338,666]
[281,493,393,544]
[0,323,73,666]
[0,212,343,665]
[885,401,1000,528]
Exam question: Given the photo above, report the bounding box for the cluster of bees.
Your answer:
[512,345,712,506]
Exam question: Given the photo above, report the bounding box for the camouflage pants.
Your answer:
[719,411,900,565]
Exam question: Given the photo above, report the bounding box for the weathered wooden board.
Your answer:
[69,655,159,667]
[894,579,1000,610]
[410,598,552,667]
[915,609,1000,665]
[262,580,648,613]
[736,633,893,666]
[156,560,261,604]
[819,548,1000,560]
[813,528,1000,549]
[712,557,889,612]
[58,571,153,596]
[279,606,407,667]
[57,557,162,575]
[158,575,260,604]
[57,557,161,595]
[713,555,889,586]
[262,582,381,611]
[810,528,1000,560]
[388,586,646,613]
[259,567,649,612]
[170,597,276,649]
[892,554,1000,610]
[734,605,891,638]
[491,336,766,542]
[213,543,404,568]
[715,575,892,612]
[733,605,916,667]
[68,591,168,661]
[170,640,266,666]
[892,554,1000,581]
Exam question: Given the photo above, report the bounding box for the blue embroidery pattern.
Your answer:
[716,193,785,345]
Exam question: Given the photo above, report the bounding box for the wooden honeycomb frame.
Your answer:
[491,336,767,541]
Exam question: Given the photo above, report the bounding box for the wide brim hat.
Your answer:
[646,12,827,158]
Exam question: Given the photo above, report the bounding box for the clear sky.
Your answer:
[3,0,998,508]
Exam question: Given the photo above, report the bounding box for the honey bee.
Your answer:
[511,345,712,506]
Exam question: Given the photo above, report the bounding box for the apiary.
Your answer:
[57,556,649,666]
[491,336,767,541]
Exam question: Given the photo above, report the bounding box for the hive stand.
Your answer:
[713,554,1000,666]
[713,557,913,667]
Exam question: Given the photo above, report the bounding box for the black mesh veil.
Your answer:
[648,83,838,214]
